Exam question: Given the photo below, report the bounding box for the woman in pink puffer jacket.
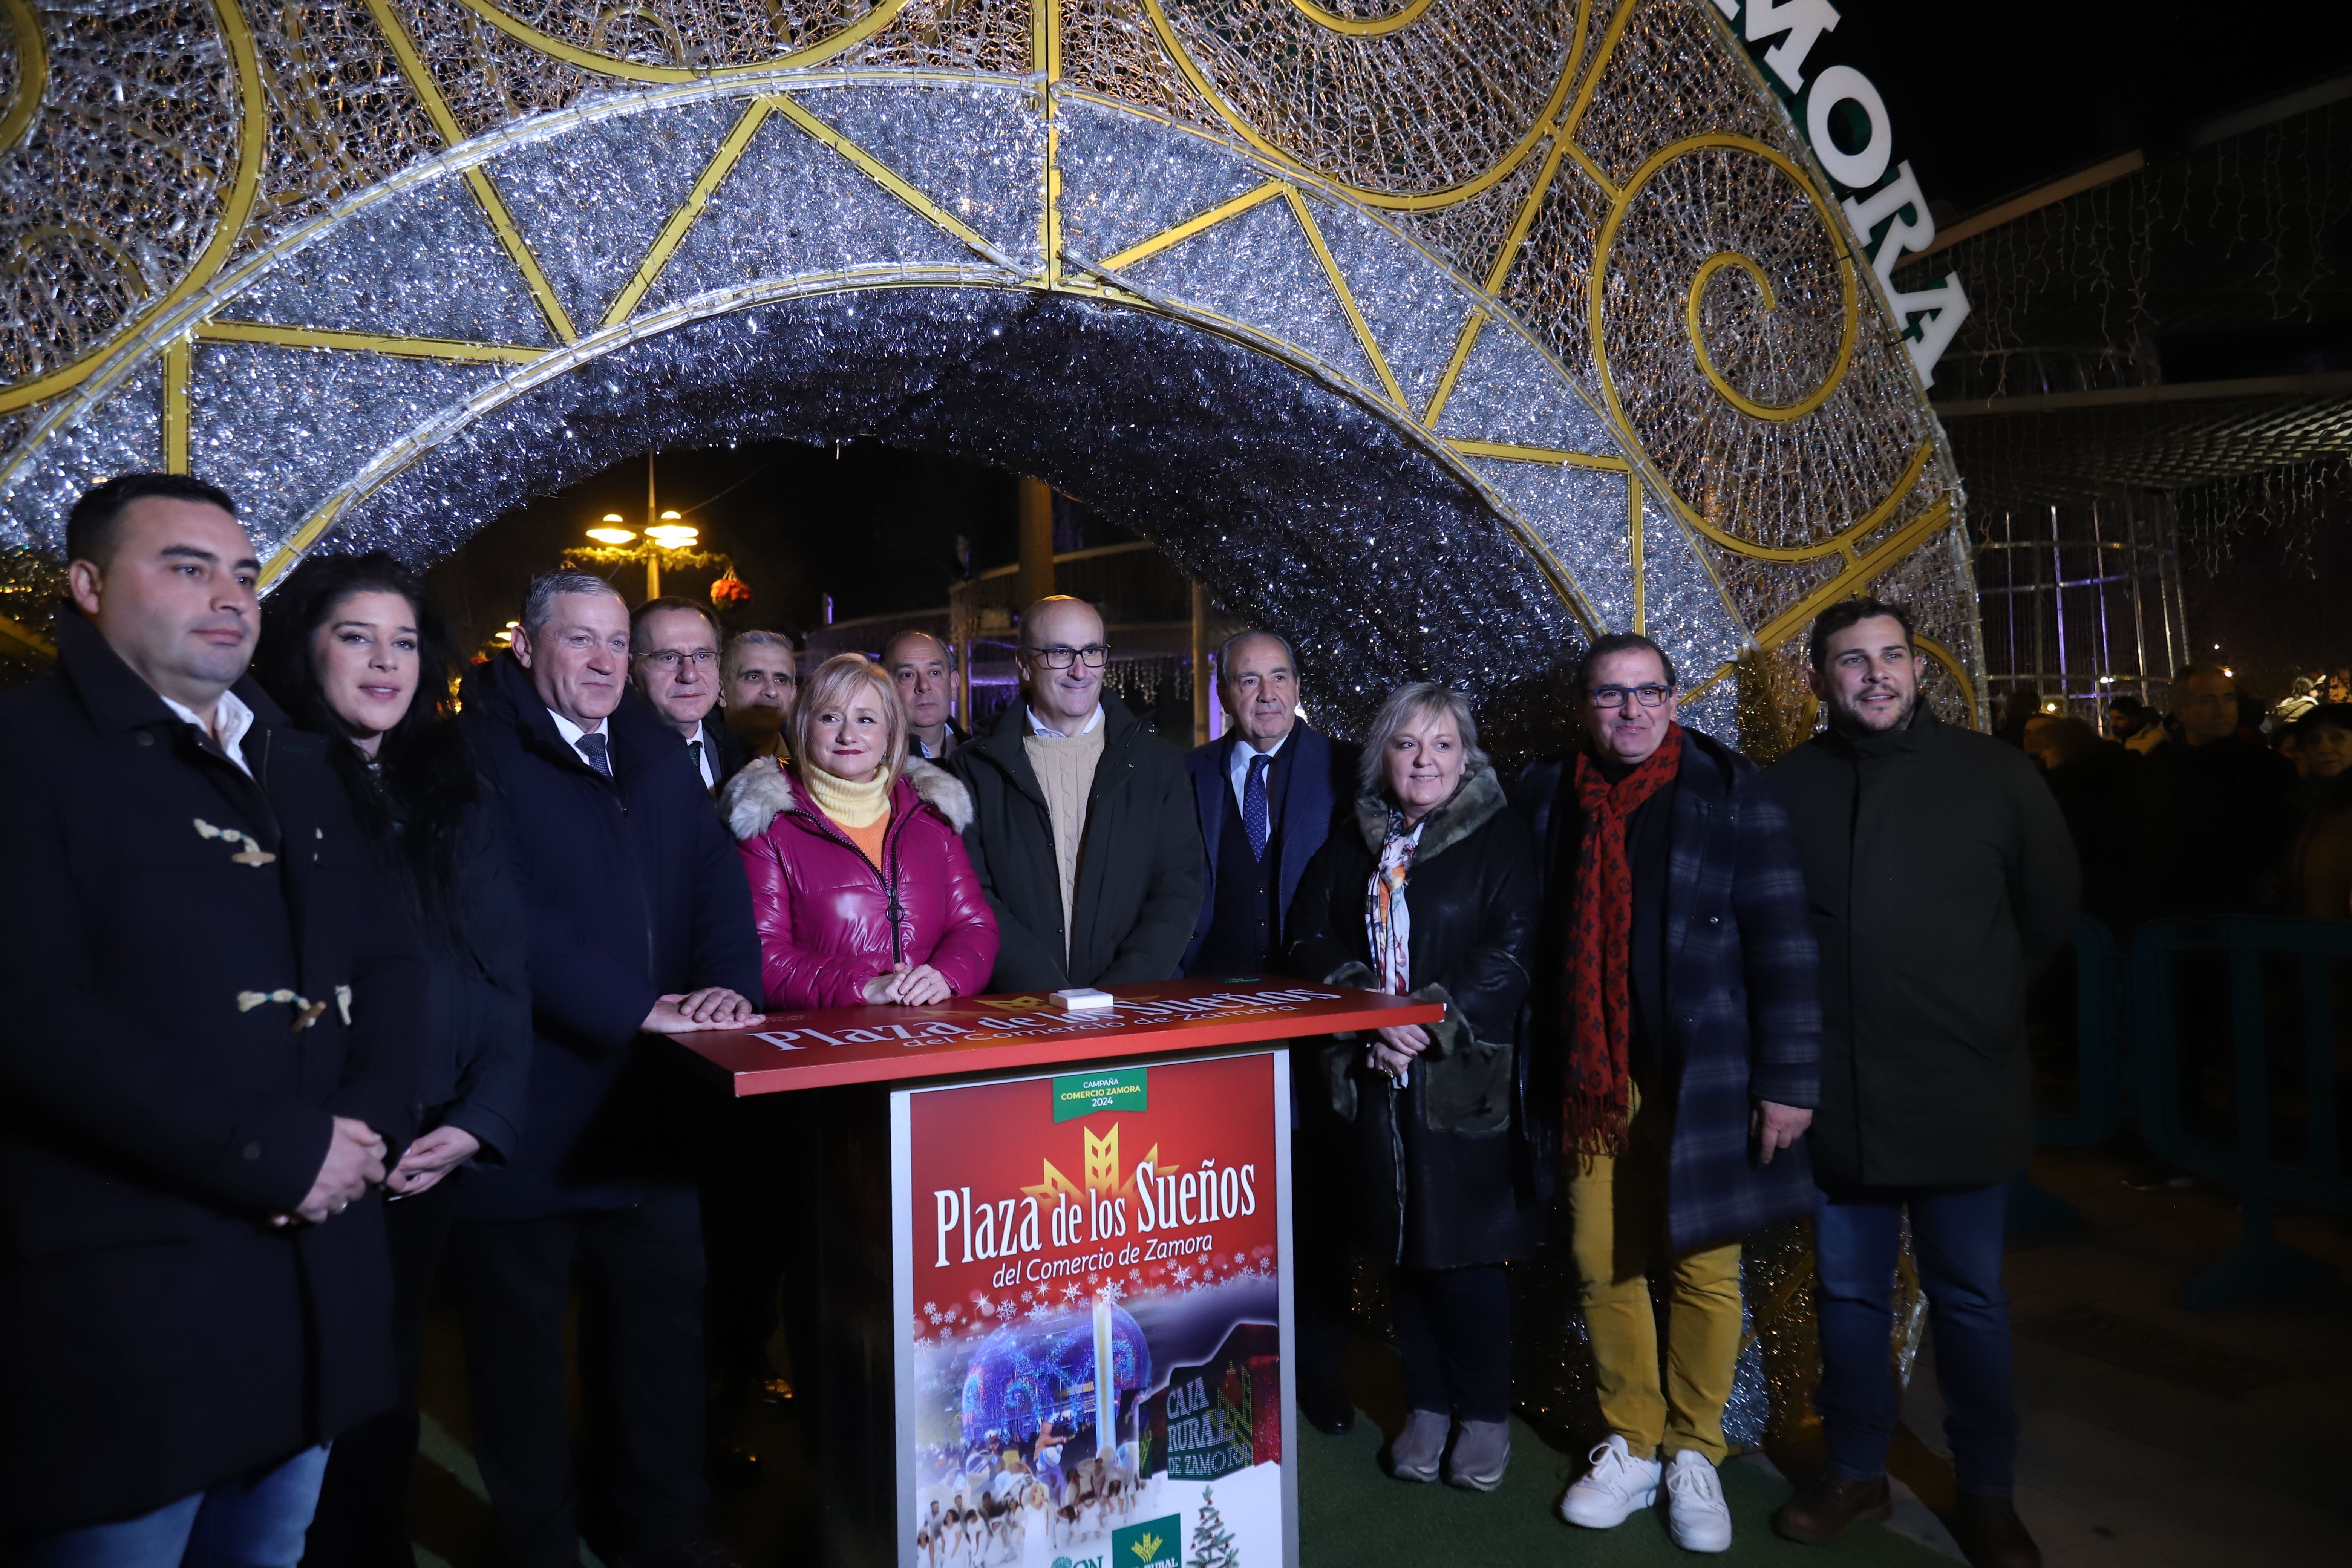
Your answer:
[720,654,998,1009]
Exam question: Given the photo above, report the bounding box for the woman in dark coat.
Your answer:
[721,653,998,1008]
[1288,682,1541,1494]
[254,552,532,1568]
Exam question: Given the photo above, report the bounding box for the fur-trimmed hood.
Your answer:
[1352,760,1506,862]
[720,755,975,841]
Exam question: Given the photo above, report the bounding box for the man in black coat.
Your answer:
[950,596,1203,992]
[1179,629,1358,1433]
[453,569,762,1568]
[0,475,423,1558]
[1516,634,1819,1555]
[1765,599,2078,1568]
[2133,661,2299,917]
[631,596,750,795]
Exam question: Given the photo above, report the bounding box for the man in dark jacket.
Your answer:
[1515,634,1819,1556]
[0,475,423,1558]
[951,596,1203,991]
[2134,661,2299,916]
[454,569,762,1568]
[1182,630,1355,977]
[1765,599,2077,1568]
[631,596,749,795]
[1180,628,1358,1433]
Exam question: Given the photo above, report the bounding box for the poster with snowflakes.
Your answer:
[890,1050,1294,1568]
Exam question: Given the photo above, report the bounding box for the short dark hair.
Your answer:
[2173,660,2231,687]
[66,472,238,567]
[2297,703,2352,735]
[1808,597,1915,670]
[629,595,719,655]
[1574,632,1675,697]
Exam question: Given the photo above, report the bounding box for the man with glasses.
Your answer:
[949,595,1202,992]
[631,597,747,794]
[1765,599,2075,1568]
[1512,632,1821,1555]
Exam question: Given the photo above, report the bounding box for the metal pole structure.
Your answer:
[2090,501,2116,725]
[1017,476,1055,611]
[645,454,660,600]
[2048,504,2068,711]
[2128,495,2154,707]
[1191,579,1211,748]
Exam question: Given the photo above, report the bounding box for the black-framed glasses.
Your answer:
[637,648,716,670]
[1024,644,1110,669]
[1588,684,1672,710]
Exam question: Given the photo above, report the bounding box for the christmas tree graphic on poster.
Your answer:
[899,1054,1286,1566]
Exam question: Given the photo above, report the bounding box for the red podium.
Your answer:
[667,979,1440,1568]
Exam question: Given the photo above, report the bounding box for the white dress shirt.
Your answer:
[689,720,720,789]
[161,688,255,776]
[1225,727,1290,813]
[1026,705,1104,740]
[546,707,610,772]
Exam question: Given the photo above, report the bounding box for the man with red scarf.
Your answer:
[1513,632,1821,1554]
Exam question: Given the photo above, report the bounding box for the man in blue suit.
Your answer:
[1183,631,1354,978]
[1182,629,1360,1432]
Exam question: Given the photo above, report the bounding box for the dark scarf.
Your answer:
[1564,726,1683,1155]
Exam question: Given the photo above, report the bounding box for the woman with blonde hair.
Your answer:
[1288,681,1541,1493]
[722,653,997,1006]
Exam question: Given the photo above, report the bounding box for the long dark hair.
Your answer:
[255,552,479,941]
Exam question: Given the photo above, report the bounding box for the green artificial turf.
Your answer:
[1297,1413,1950,1568]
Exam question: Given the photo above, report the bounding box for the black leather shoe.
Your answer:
[1950,1494,2041,1568]
[1300,1382,1355,1435]
[1772,1471,1891,1543]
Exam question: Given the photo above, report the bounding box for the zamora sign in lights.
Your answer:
[1714,0,1973,386]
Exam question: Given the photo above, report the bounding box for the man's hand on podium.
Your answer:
[643,988,761,1033]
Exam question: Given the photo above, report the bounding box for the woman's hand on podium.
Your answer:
[864,962,954,1006]
[643,988,761,1033]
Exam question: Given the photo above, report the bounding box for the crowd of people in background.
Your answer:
[12,469,2157,1568]
[2010,660,2352,924]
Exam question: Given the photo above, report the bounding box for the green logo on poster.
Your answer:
[1112,1514,1181,1568]
[1053,1067,1147,1122]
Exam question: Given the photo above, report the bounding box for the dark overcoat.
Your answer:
[401,791,533,1162]
[0,610,425,1536]
[1180,722,1357,975]
[1766,707,2079,1187]
[1288,766,1544,1270]
[949,696,1204,992]
[1515,726,1822,1253]
[456,654,760,1220]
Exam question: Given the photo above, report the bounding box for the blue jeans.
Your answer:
[7,1447,329,1568]
[1812,1179,2017,1497]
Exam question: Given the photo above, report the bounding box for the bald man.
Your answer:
[948,596,1203,991]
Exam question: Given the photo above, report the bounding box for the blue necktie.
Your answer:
[1243,751,1271,862]
[577,731,613,779]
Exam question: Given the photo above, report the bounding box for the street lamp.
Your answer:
[565,508,729,601]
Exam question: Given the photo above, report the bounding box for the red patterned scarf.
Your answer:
[1563,725,1682,1155]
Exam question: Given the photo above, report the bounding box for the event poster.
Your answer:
[891,1051,1294,1568]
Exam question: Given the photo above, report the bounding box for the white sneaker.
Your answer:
[1558,1434,1661,1528]
[1664,1450,1733,1553]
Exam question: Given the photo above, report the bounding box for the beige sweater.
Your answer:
[1023,725,1106,956]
